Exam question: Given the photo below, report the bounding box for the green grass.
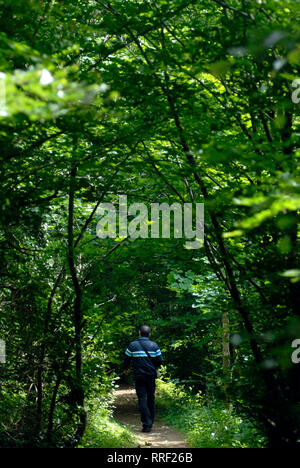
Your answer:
[156,379,266,448]
[79,398,135,448]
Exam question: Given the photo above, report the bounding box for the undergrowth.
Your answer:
[79,393,135,448]
[156,379,266,448]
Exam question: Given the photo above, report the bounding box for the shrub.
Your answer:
[156,380,266,448]
[79,394,135,448]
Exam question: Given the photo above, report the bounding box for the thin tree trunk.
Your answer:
[36,267,65,434]
[222,311,231,407]
[67,166,87,444]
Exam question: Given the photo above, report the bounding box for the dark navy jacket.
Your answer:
[124,337,163,377]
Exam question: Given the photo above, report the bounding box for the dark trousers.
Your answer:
[135,374,156,428]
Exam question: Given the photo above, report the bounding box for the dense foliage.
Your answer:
[0,0,299,448]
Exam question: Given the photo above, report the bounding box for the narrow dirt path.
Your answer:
[113,387,189,448]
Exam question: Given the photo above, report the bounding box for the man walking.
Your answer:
[123,325,163,433]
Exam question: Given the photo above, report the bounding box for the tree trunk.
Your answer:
[222,311,231,406]
[67,166,87,444]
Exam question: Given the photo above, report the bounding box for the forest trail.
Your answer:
[113,387,189,448]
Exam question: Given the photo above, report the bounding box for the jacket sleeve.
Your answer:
[123,346,132,369]
[152,347,163,369]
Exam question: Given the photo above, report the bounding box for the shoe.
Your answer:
[142,427,152,433]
